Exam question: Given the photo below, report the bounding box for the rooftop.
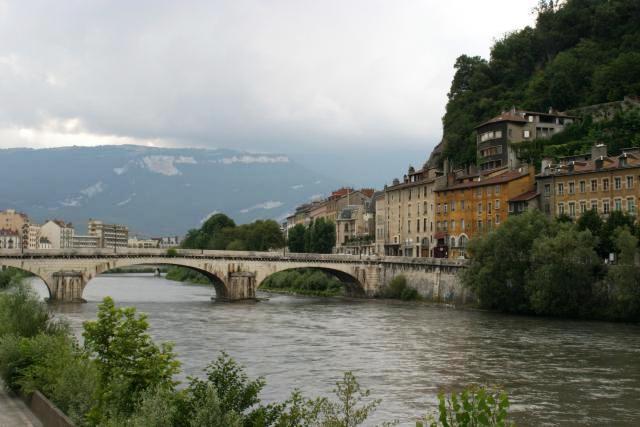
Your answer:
[436,169,529,192]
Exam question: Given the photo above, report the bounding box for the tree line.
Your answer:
[286,218,336,254]
[181,213,284,251]
[463,209,640,321]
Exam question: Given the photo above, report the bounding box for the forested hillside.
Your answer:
[441,0,640,167]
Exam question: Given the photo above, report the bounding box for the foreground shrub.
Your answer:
[382,275,420,301]
[0,283,64,338]
[261,269,345,296]
[419,386,512,427]
[83,297,181,423]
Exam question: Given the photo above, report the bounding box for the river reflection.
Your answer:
[28,274,640,426]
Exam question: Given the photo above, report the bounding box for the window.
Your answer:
[579,181,585,193]
[557,183,564,195]
[569,202,576,217]
[544,184,551,196]
[488,202,492,214]
[615,199,622,211]
[461,219,465,230]
[580,201,586,214]
[487,186,492,197]
[461,200,465,210]
[417,219,420,233]
[603,200,610,214]
[450,201,455,212]
[495,185,501,195]
[627,176,634,189]
[603,179,609,191]
[443,203,447,214]
[424,218,427,230]
[477,220,483,231]
[437,221,441,231]
[451,220,456,231]
[569,182,575,194]
[476,188,482,197]
[591,200,598,212]
[436,204,441,214]
[627,198,636,215]
[495,214,500,224]
[423,202,427,213]
[477,203,482,213]
[495,130,502,138]
[524,130,530,138]
[443,221,448,231]
[495,199,500,210]
[558,203,565,215]
[591,179,597,192]
[615,177,621,190]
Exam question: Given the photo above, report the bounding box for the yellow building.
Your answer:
[434,167,535,258]
[537,145,640,219]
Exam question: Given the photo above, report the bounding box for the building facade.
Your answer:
[537,144,640,220]
[72,235,100,249]
[0,229,21,249]
[476,108,576,173]
[40,220,74,249]
[382,165,438,257]
[128,237,160,249]
[88,220,129,248]
[434,167,535,258]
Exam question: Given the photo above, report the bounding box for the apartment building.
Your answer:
[40,220,74,249]
[383,165,438,257]
[335,202,376,255]
[434,166,535,258]
[0,229,21,249]
[537,144,640,220]
[88,219,129,248]
[476,107,577,173]
[374,191,386,255]
[72,235,100,249]
[128,237,160,249]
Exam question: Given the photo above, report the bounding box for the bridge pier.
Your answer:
[48,271,86,303]
[222,272,256,301]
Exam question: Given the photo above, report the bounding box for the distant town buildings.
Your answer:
[88,219,129,248]
[0,229,20,249]
[40,220,74,249]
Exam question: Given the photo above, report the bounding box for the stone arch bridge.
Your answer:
[0,249,470,304]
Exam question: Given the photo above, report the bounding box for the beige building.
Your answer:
[538,144,640,220]
[0,209,28,234]
[382,165,439,257]
[25,224,41,249]
[335,202,375,255]
[128,237,160,249]
[72,235,100,249]
[88,220,129,248]
[374,191,386,255]
[40,220,74,249]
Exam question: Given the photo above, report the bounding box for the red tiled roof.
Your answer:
[509,190,538,202]
[436,170,528,192]
[539,152,640,177]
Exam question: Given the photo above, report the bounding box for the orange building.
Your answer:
[433,167,535,258]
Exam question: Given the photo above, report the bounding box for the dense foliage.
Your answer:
[165,267,212,285]
[381,275,420,301]
[441,0,640,167]
[260,269,345,297]
[462,210,640,321]
[182,213,284,251]
[287,218,337,254]
[0,267,31,290]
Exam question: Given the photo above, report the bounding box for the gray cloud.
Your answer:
[0,0,537,152]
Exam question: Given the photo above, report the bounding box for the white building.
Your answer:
[128,237,159,249]
[72,235,100,249]
[0,229,21,249]
[154,236,181,248]
[88,220,129,248]
[40,220,74,249]
[38,237,52,249]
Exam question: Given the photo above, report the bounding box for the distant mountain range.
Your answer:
[0,145,341,236]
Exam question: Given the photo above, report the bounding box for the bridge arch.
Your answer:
[0,264,53,299]
[88,260,230,300]
[257,266,366,297]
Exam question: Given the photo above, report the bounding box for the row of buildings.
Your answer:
[287,99,640,259]
[0,211,180,250]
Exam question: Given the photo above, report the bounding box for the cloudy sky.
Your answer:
[0,0,538,184]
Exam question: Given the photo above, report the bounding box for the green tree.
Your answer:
[606,228,640,321]
[317,371,380,427]
[462,210,552,313]
[288,224,307,253]
[309,218,336,254]
[526,226,600,317]
[82,297,181,422]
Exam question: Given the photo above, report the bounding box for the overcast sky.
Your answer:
[0,0,538,156]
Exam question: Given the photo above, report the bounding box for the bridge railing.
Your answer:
[0,248,467,267]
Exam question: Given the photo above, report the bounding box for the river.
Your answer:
[27,274,640,426]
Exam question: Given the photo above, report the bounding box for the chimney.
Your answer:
[595,157,604,171]
[541,158,553,175]
[591,143,607,160]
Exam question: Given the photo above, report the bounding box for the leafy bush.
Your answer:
[0,283,65,338]
[382,275,420,301]
[419,386,512,427]
[0,267,31,290]
[166,266,212,285]
[166,248,178,257]
[83,297,181,423]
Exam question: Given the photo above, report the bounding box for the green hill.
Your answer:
[440,0,640,167]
